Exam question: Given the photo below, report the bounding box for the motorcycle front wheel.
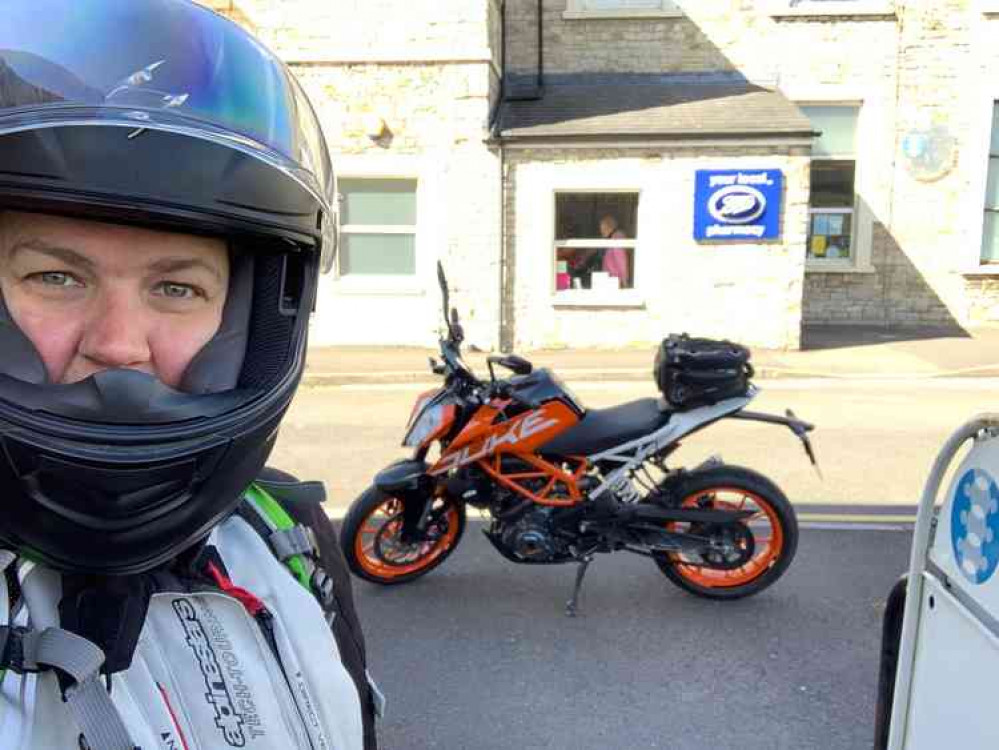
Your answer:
[340,485,465,585]
[652,465,798,600]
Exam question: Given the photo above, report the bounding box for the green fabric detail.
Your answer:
[245,483,312,590]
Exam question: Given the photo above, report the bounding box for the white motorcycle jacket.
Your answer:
[0,491,379,750]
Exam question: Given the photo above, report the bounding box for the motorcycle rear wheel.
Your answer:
[652,465,798,600]
[340,485,465,585]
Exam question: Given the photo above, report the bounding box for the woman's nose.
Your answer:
[78,288,152,370]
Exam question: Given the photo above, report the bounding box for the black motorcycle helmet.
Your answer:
[0,0,337,574]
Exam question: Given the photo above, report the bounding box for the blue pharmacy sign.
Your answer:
[694,169,783,241]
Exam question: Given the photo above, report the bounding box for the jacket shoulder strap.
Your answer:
[240,473,381,749]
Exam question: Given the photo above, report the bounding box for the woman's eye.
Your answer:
[156,282,199,299]
[37,271,82,287]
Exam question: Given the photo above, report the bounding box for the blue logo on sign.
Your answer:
[951,468,999,585]
[693,169,782,241]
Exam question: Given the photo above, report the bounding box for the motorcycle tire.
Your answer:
[340,485,465,585]
[652,465,798,600]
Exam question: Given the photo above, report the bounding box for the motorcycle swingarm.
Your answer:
[594,522,731,557]
[616,504,755,525]
[727,409,820,472]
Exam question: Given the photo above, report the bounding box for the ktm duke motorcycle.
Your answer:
[341,265,818,614]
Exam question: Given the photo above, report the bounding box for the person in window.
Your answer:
[565,246,603,289]
[600,213,630,289]
[0,3,379,749]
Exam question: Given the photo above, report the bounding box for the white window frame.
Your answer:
[800,101,875,274]
[331,161,429,295]
[563,0,683,21]
[551,188,644,307]
[768,0,896,19]
[338,178,418,278]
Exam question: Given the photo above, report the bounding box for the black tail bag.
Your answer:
[654,334,753,408]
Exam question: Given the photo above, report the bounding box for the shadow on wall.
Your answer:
[802,196,968,347]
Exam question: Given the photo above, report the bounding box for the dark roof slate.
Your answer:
[497,82,814,141]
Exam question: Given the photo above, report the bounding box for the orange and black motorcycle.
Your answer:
[340,265,818,614]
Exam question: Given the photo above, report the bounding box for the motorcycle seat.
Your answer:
[542,398,671,457]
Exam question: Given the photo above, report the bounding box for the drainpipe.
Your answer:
[492,0,545,351]
[537,0,544,93]
[497,1,512,351]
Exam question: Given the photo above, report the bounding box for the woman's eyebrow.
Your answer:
[8,239,97,272]
[146,257,225,284]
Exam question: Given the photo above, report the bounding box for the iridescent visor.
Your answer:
[0,0,333,226]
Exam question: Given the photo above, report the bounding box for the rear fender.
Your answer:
[727,409,819,470]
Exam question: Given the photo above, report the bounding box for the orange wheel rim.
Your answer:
[353,497,460,579]
[667,487,784,588]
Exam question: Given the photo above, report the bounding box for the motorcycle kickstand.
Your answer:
[565,556,593,618]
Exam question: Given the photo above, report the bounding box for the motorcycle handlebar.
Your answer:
[433,341,539,409]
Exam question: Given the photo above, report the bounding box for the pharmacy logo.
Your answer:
[951,468,999,585]
[707,185,766,225]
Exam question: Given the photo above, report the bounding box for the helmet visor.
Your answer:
[0,0,336,269]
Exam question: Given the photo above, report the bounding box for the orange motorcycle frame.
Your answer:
[429,400,588,507]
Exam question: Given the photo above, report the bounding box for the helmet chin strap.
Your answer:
[0,249,254,395]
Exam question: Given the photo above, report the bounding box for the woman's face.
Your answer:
[0,210,229,388]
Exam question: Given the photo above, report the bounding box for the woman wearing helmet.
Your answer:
[0,3,378,749]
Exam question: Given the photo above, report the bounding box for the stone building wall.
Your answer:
[198,0,505,348]
[504,1,999,331]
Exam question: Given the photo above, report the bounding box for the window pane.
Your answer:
[801,105,859,158]
[341,233,416,275]
[982,213,999,264]
[807,212,852,260]
[991,102,999,155]
[340,178,417,226]
[556,246,635,290]
[810,160,855,208]
[556,193,639,240]
[986,158,999,209]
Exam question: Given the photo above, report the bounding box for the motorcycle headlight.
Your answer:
[403,402,453,448]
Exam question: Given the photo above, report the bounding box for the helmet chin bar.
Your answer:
[0,368,254,424]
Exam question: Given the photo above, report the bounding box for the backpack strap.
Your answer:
[239,483,328,600]
[0,626,137,750]
[0,554,139,750]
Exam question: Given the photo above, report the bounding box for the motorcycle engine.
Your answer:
[497,507,572,563]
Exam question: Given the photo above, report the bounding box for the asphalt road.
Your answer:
[270,378,999,514]
[351,524,911,750]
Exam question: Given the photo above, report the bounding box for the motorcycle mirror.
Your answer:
[450,308,465,343]
[436,261,452,337]
[502,355,533,376]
